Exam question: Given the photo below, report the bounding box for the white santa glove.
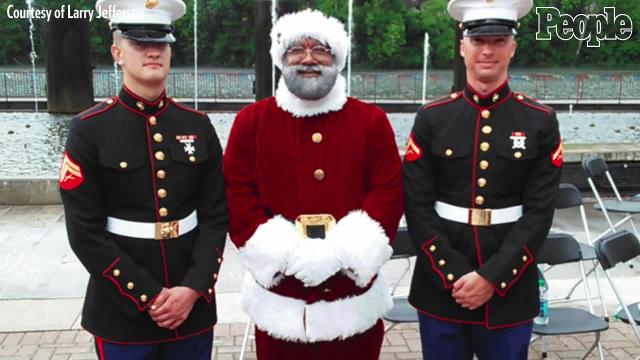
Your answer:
[240,216,302,288]
[284,238,342,287]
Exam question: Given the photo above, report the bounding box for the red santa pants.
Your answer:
[254,319,384,360]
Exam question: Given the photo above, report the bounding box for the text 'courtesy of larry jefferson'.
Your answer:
[6,4,140,22]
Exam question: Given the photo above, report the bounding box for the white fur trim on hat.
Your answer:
[270,9,350,71]
[327,210,393,288]
[243,274,392,342]
[238,216,301,289]
[275,74,348,117]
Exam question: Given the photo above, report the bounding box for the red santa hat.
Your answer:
[270,9,350,71]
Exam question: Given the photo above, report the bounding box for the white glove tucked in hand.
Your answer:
[285,238,342,287]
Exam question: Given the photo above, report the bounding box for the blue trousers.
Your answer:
[94,331,213,360]
[418,313,532,360]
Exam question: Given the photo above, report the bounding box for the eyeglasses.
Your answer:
[285,45,332,60]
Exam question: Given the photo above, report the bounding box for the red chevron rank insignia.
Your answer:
[551,139,563,168]
[405,133,423,162]
[59,152,84,190]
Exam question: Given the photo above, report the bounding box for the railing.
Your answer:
[1,69,639,102]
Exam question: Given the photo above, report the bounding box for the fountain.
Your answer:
[26,0,39,112]
[193,0,199,109]
[422,33,429,105]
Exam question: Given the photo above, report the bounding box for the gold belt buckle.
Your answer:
[468,208,492,226]
[295,214,336,239]
[155,220,180,240]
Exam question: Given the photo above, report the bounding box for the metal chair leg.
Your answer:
[239,320,253,360]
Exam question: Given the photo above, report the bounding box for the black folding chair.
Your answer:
[545,184,608,320]
[383,227,419,332]
[594,230,640,345]
[582,156,640,241]
[532,233,608,360]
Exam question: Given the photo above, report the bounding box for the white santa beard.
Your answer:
[275,74,348,118]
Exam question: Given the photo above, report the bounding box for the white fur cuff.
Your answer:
[243,274,392,342]
[239,216,301,288]
[327,211,393,288]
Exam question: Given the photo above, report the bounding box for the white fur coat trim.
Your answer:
[327,210,393,288]
[243,274,392,342]
[238,216,301,289]
[275,74,348,118]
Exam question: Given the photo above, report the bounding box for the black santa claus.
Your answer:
[223,9,404,360]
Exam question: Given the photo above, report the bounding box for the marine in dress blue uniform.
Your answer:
[59,1,228,359]
[403,1,563,359]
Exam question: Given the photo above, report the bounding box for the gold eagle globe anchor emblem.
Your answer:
[145,0,159,9]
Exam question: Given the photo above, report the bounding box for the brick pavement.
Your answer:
[1,321,638,360]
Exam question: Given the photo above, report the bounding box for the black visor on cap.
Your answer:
[463,19,517,37]
[112,23,176,43]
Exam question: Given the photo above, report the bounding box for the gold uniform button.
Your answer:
[501,282,507,289]
[314,169,325,181]
[450,92,459,99]
[477,178,487,188]
[429,245,437,252]
[445,149,453,157]
[159,208,168,217]
[517,94,525,101]
[113,269,120,277]
[127,282,134,290]
[148,116,157,126]
[217,258,222,264]
[475,196,485,206]
[153,133,163,143]
[481,110,491,119]
[155,151,165,161]
[512,268,518,276]
[480,142,490,152]
[106,98,114,105]
[473,95,479,103]
[479,160,489,170]
[159,100,164,108]
[482,125,492,135]
[522,255,528,262]
[492,93,500,102]
[140,294,148,302]
[312,133,323,144]
[213,273,218,280]
[447,274,455,281]
[119,161,128,169]
[438,259,446,267]
[157,189,167,198]
[136,101,145,111]
[208,288,213,294]
[514,151,523,159]
[189,156,196,163]
[157,170,166,179]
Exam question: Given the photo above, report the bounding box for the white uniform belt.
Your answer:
[106,210,198,240]
[434,201,522,226]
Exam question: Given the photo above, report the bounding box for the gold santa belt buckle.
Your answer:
[295,214,336,239]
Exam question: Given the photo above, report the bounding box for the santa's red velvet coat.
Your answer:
[223,80,404,358]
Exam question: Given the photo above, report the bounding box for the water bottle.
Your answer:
[534,277,549,325]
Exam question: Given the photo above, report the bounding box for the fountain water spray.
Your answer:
[347,0,353,96]
[421,33,429,105]
[113,61,119,94]
[26,0,38,112]
[271,0,278,95]
[193,0,199,109]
